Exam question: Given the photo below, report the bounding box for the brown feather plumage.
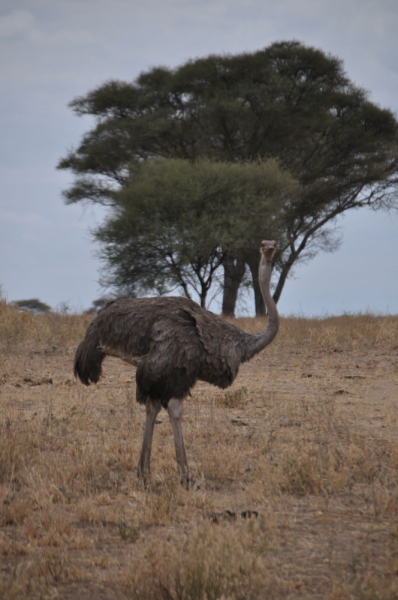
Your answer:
[74,297,251,407]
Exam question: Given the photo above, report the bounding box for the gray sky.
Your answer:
[1,0,397,315]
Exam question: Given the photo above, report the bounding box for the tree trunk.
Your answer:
[272,251,297,305]
[221,255,246,316]
[199,288,207,308]
[272,267,289,305]
[247,255,266,316]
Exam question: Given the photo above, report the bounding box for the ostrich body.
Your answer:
[74,241,279,486]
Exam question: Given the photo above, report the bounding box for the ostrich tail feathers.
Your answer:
[74,334,104,386]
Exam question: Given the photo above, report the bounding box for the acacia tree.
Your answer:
[12,299,51,313]
[59,40,398,314]
[95,158,298,308]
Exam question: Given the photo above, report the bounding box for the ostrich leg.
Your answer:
[137,398,161,480]
[167,399,189,489]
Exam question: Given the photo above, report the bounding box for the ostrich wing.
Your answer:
[135,313,203,405]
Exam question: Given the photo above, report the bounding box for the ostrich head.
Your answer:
[260,240,276,262]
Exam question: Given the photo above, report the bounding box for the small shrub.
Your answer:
[282,453,324,496]
[216,386,248,408]
[117,514,140,542]
[0,421,39,484]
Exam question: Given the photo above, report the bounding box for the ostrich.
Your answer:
[74,240,279,487]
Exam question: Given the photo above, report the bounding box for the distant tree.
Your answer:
[85,295,123,315]
[13,299,51,313]
[95,158,298,308]
[59,40,398,314]
[92,297,114,311]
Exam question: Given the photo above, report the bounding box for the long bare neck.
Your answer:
[242,253,280,361]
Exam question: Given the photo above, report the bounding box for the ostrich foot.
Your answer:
[180,470,190,491]
[136,465,153,489]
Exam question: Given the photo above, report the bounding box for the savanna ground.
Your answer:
[0,300,398,599]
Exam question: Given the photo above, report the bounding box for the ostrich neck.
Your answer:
[243,255,280,361]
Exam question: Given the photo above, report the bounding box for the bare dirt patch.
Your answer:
[1,304,398,598]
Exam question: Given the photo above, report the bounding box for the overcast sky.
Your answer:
[1,0,397,315]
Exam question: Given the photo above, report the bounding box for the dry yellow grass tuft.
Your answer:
[1,302,398,598]
[0,298,91,349]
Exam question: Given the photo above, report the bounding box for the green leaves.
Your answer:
[95,159,298,306]
[59,40,398,311]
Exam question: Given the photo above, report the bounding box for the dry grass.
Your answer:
[0,298,91,349]
[1,299,398,598]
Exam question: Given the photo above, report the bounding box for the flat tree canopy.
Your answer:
[59,40,398,314]
[13,299,51,313]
